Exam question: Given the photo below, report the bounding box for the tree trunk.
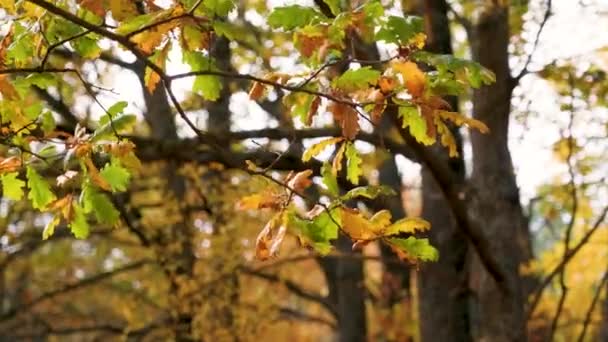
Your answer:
[319,237,368,342]
[135,61,195,341]
[469,4,528,341]
[415,1,472,341]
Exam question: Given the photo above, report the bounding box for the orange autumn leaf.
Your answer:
[84,157,111,191]
[0,75,19,100]
[329,101,360,140]
[393,61,426,97]
[78,0,106,17]
[286,169,313,193]
[306,96,321,126]
[378,76,397,94]
[145,42,171,93]
[248,81,265,100]
[0,156,21,173]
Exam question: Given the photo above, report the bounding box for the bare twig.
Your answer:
[513,0,553,84]
[577,271,608,342]
[547,77,577,341]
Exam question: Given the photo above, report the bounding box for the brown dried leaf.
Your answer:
[420,105,436,140]
[84,157,111,191]
[0,156,21,174]
[329,101,360,140]
[306,96,321,126]
[255,213,286,260]
[0,75,19,100]
[248,81,265,101]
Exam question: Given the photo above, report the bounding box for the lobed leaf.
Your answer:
[302,137,344,162]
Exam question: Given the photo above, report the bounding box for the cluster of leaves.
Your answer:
[240,2,497,261]
[238,167,438,263]
[0,0,496,265]
[0,97,137,239]
[0,1,236,238]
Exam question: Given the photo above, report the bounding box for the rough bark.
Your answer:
[412,2,473,341]
[468,4,528,341]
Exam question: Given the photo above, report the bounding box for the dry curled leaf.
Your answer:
[287,169,313,193]
[255,213,287,260]
[306,96,321,126]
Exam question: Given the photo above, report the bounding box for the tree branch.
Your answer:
[526,205,608,320]
[577,271,608,342]
[0,259,154,322]
[395,121,509,291]
[513,0,553,85]
[242,268,337,318]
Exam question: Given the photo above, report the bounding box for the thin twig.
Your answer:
[513,0,553,83]
[577,271,608,342]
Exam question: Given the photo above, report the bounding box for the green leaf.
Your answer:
[387,237,439,262]
[412,51,496,89]
[82,183,120,225]
[99,159,131,192]
[1,172,25,200]
[321,162,339,197]
[40,111,56,134]
[71,35,101,58]
[43,215,61,240]
[70,203,90,239]
[202,0,235,16]
[268,5,325,30]
[116,12,158,35]
[345,142,362,185]
[385,217,431,235]
[284,91,315,123]
[398,105,434,145]
[6,23,35,66]
[193,75,222,101]
[183,51,222,101]
[92,114,137,141]
[26,166,56,209]
[289,208,340,255]
[107,101,128,118]
[212,21,238,40]
[341,185,396,201]
[24,73,57,89]
[332,67,381,92]
[376,15,424,45]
